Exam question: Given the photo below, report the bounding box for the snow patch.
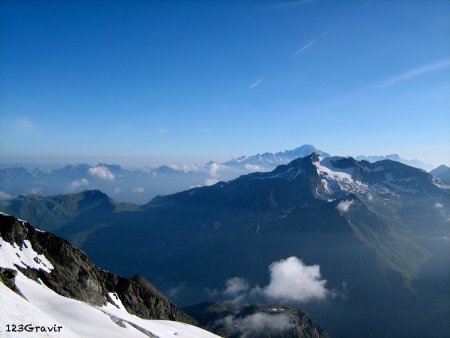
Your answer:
[4,271,220,338]
[316,160,368,196]
[107,292,127,312]
[432,178,450,190]
[0,281,80,338]
[0,237,54,272]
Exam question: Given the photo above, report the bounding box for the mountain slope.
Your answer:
[2,155,449,337]
[0,213,221,338]
[1,190,139,247]
[184,302,330,338]
[430,165,450,184]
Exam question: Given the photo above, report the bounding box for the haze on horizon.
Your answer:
[1,0,449,167]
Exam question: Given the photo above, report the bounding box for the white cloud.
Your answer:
[204,178,219,186]
[114,187,122,194]
[215,313,293,338]
[379,58,450,88]
[224,277,249,302]
[224,277,249,296]
[207,162,221,177]
[434,202,443,209]
[244,164,264,172]
[222,257,328,304]
[294,39,316,56]
[337,200,353,214]
[68,178,89,191]
[133,187,144,193]
[257,256,328,302]
[249,79,264,89]
[0,191,14,201]
[88,166,115,180]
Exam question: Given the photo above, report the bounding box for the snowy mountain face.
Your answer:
[0,213,219,338]
[164,154,448,209]
[256,153,448,201]
[311,155,447,200]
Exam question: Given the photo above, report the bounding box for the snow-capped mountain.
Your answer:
[2,154,449,337]
[0,213,219,338]
[223,144,329,170]
[0,145,438,204]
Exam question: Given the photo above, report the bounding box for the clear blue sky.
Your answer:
[1,0,449,166]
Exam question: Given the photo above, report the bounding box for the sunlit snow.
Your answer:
[0,237,54,273]
[0,235,220,338]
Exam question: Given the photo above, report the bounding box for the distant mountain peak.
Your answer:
[223,144,330,169]
[356,154,433,171]
[430,164,450,184]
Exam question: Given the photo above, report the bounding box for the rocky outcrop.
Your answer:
[0,267,23,297]
[0,213,194,324]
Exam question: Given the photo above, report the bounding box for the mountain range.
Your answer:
[223,145,330,169]
[0,145,439,204]
[2,154,449,337]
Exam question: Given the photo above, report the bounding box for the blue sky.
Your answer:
[1,0,449,166]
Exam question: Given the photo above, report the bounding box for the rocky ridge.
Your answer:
[0,212,193,324]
